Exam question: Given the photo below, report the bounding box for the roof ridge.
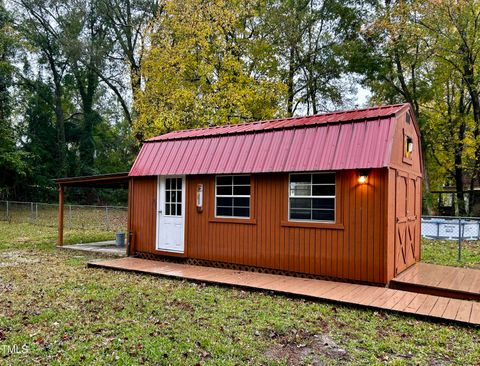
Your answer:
[147,103,409,142]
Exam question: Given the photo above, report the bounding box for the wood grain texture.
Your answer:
[390,262,480,301]
[89,257,480,326]
[128,176,157,254]
[184,169,390,284]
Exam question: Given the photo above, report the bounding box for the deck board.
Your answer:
[390,263,480,301]
[88,258,479,326]
[470,303,480,325]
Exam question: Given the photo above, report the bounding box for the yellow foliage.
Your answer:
[135,0,286,138]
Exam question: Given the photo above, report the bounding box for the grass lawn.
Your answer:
[0,222,479,365]
[422,238,480,269]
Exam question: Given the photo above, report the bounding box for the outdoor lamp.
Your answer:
[358,169,369,184]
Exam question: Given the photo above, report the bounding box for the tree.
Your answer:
[18,78,58,201]
[357,0,480,215]
[352,0,435,213]
[97,0,159,128]
[417,0,480,215]
[0,1,27,198]
[135,0,286,137]
[264,0,368,116]
[60,0,113,174]
[17,0,71,176]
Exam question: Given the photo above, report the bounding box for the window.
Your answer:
[289,173,335,222]
[215,175,250,218]
[405,135,414,159]
[165,177,182,216]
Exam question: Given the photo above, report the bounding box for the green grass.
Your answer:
[0,222,479,365]
[0,221,114,251]
[422,239,480,268]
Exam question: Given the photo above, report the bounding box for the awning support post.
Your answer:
[58,184,64,246]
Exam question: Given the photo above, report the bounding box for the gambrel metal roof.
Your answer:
[129,103,411,176]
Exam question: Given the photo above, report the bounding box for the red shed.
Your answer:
[125,103,422,285]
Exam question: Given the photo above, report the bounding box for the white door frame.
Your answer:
[156,175,186,253]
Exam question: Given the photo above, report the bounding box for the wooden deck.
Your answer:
[390,263,480,301]
[88,258,480,326]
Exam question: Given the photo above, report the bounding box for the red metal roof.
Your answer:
[129,103,410,176]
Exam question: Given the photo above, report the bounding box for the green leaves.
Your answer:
[136,0,286,137]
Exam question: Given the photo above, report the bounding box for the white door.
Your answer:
[156,176,185,253]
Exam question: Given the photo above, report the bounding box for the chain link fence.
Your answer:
[1,200,478,262]
[0,200,127,232]
[421,216,480,262]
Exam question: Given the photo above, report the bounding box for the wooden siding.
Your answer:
[390,110,422,176]
[185,169,389,284]
[385,109,423,282]
[128,176,157,254]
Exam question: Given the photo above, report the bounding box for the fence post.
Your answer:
[68,205,72,228]
[458,217,462,262]
[35,203,38,221]
[6,200,8,221]
[30,202,34,222]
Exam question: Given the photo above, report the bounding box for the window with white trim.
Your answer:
[289,173,335,222]
[215,175,251,218]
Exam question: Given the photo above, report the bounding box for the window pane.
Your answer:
[290,209,311,220]
[217,206,233,216]
[171,203,176,216]
[234,175,250,185]
[165,203,170,215]
[290,174,311,184]
[177,191,182,203]
[312,185,335,196]
[217,197,233,207]
[312,198,335,209]
[312,209,334,221]
[171,191,177,203]
[177,204,182,215]
[313,173,335,184]
[290,183,311,196]
[233,185,250,196]
[176,178,182,189]
[216,176,232,185]
[233,207,249,217]
[233,197,250,207]
[166,179,171,189]
[217,186,232,195]
[290,198,312,210]
[215,175,251,218]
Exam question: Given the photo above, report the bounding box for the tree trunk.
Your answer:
[77,69,99,175]
[454,160,466,216]
[53,90,67,177]
[286,46,295,117]
[50,66,66,177]
[130,63,141,118]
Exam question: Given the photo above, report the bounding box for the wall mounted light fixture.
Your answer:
[358,169,369,184]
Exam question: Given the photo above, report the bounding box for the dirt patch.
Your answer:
[264,329,348,365]
[0,251,40,267]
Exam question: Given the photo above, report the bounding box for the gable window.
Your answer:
[289,173,335,222]
[215,175,250,218]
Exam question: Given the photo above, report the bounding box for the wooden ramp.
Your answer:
[88,257,479,326]
[390,263,480,301]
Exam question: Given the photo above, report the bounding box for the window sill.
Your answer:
[281,220,344,230]
[209,217,257,225]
